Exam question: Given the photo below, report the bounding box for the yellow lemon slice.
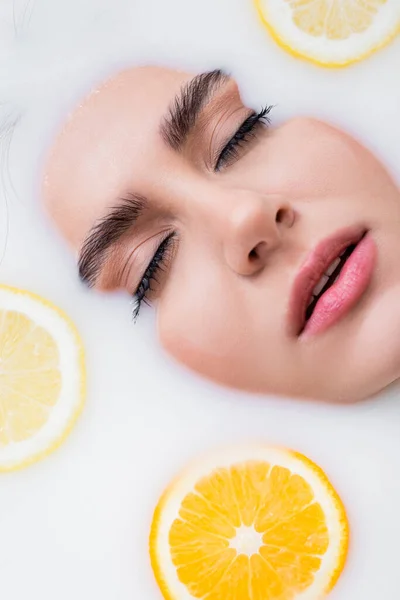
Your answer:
[0,284,85,472]
[150,445,349,600]
[254,0,400,67]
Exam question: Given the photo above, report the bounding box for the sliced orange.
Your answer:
[150,445,349,600]
[254,0,400,67]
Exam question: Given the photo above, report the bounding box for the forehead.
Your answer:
[42,66,192,247]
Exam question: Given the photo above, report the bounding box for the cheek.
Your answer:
[155,267,292,393]
[156,263,269,390]
[156,253,234,364]
[157,294,302,396]
[242,119,372,201]
[157,286,240,380]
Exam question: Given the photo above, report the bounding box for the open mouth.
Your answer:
[304,240,361,323]
[288,227,376,339]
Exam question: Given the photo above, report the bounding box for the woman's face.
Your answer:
[43,66,400,402]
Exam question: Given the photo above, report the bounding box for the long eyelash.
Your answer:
[132,232,176,321]
[215,105,273,171]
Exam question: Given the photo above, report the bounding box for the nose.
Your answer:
[222,192,295,276]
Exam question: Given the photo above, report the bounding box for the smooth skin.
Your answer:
[43,66,400,402]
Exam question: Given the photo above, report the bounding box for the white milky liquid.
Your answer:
[0,2,399,599]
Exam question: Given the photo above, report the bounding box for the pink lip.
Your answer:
[288,227,377,338]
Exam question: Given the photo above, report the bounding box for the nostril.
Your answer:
[249,241,268,262]
[276,208,285,224]
[276,206,295,227]
[249,248,258,261]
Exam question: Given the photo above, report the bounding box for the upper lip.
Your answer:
[288,226,367,336]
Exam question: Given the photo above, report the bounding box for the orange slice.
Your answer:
[150,445,349,600]
[254,0,400,67]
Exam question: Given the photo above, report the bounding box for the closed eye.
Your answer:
[131,231,177,321]
[215,105,273,172]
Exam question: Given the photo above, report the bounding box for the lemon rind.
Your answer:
[254,0,400,68]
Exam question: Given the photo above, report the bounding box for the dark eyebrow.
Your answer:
[78,193,147,287]
[78,70,229,287]
[160,69,230,151]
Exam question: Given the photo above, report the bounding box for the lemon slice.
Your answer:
[150,445,349,600]
[0,284,85,472]
[255,0,400,67]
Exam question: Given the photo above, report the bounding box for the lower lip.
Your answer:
[301,234,377,338]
